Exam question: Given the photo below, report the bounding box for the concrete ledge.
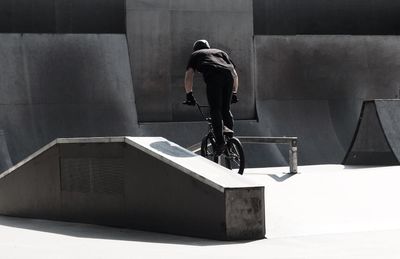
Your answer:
[0,137,265,240]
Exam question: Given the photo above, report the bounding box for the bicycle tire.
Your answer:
[200,133,218,163]
[222,137,245,175]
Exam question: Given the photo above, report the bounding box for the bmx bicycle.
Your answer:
[189,103,245,175]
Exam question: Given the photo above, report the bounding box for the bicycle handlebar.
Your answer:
[182,102,209,121]
[184,101,235,122]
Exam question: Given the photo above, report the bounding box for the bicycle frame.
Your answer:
[195,103,214,133]
[189,102,245,174]
[195,103,210,121]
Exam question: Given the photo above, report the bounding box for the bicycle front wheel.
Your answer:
[221,137,245,175]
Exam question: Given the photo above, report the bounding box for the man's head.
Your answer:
[193,39,210,51]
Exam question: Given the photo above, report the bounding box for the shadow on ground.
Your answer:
[0,216,259,246]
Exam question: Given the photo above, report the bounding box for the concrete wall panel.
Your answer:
[0,34,138,164]
[0,0,125,33]
[255,36,400,101]
[254,0,400,35]
[254,35,400,164]
[257,100,346,164]
[127,8,172,121]
[55,0,125,33]
[170,0,251,12]
[0,131,12,173]
[0,37,29,105]
[127,0,255,122]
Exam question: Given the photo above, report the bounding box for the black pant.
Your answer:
[205,70,234,145]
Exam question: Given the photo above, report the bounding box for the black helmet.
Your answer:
[193,39,210,51]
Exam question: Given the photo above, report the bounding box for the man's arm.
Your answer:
[233,68,239,93]
[184,68,195,93]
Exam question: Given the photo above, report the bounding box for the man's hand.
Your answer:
[231,93,238,104]
[183,92,196,105]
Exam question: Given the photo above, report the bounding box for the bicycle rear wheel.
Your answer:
[200,134,218,163]
[221,137,245,175]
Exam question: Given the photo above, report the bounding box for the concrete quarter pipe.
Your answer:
[344,99,400,165]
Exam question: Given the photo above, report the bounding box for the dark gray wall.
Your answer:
[0,131,12,173]
[0,0,125,33]
[254,0,400,35]
[256,36,400,101]
[126,0,255,122]
[0,34,137,164]
[254,35,400,164]
[3,0,400,169]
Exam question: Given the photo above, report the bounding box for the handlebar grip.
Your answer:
[183,100,196,106]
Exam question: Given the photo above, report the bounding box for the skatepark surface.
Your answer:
[1,164,400,258]
[1,0,400,257]
[1,216,400,259]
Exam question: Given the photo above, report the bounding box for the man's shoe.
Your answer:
[223,126,234,138]
[215,142,226,156]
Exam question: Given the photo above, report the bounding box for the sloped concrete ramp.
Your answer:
[344,100,400,165]
[0,34,138,165]
[0,137,264,241]
[0,130,12,173]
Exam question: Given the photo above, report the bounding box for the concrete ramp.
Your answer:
[344,100,400,165]
[0,34,138,166]
[257,100,346,164]
[0,137,264,241]
[0,130,12,173]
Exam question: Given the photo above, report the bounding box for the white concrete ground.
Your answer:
[244,165,400,238]
[1,165,400,258]
[1,216,400,259]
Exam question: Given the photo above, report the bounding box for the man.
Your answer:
[183,39,239,155]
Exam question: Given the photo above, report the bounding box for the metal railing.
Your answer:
[237,136,298,174]
[187,136,298,174]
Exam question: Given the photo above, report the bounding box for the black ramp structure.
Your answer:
[0,0,125,33]
[0,137,265,241]
[4,0,400,170]
[344,100,400,165]
[126,0,256,122]
[253,0,400,35]
[0,130,12,173]
[0,0,135,171]
[254,35,400,165]
[0,34,138,165]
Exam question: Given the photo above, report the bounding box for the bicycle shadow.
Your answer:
[150,141,196,158]
[246,170,297,182]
